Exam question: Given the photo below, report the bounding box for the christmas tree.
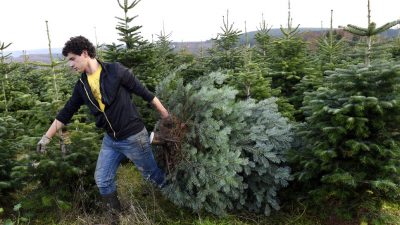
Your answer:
[291,0,400,217]
[154,70,293,216]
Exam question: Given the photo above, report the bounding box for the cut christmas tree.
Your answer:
[153,70,293,216]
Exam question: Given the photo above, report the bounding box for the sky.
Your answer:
[1,0,399,52]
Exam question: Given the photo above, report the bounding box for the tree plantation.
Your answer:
[1,0,400,224]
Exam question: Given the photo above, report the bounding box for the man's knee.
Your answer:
[95,171,114,188]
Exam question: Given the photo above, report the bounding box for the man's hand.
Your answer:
[36,135,51,153]
[161,114,173,128]
[161,111,169,120]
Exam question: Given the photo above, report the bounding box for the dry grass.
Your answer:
[31,163,400,225]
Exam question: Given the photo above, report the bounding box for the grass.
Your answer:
[50,163,320,225]
[4,163,400,225]
[54,164,325,225]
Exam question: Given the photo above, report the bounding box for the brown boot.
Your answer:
[102,191,121,225]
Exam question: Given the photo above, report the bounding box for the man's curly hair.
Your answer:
[62,36,96,58]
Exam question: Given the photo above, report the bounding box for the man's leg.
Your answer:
[95,134,126,194]
[117,128,166,188]
[95,134,125,220]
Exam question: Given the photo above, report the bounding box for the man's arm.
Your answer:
[117,63,169,118]
[151,97,169,119]
[37,82,83,153]
[45,119,65,139]
[118,63,155,102]
[36,119,64,153]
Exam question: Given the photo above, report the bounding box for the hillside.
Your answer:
[7,28,399,63]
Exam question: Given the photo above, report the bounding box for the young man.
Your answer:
[36,36,168,214]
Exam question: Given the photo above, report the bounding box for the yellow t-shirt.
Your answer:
[87,66,105,111]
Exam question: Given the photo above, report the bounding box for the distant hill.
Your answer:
[9,48,62,57]
[6,48,63,64]
[7,28,399,63]
[173,27,400,55]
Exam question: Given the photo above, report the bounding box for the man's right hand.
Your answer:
[36,135,51,153]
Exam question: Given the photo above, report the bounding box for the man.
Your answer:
[36,35,168,216]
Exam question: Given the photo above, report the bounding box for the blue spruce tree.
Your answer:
[154,70,293,216]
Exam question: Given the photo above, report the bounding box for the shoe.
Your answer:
[101,192,121,225]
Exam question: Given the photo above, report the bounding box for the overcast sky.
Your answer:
[1,0,399,52]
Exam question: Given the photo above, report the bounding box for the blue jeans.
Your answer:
[94,128,165,195]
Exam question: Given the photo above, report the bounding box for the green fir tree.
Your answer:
[229,49,275,101]
[253,14,272,64]
[0,116,24,204]
[268,0,314,119]
[317,10,346,71]
[391,36,400,59]
[291,1,400,217]
[207,10,244,72]
[342,0,400,66]
[155,70,293,216]
[293,62,400,217]
[115,0,145,49]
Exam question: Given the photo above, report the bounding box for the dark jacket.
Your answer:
[56,60,154,140]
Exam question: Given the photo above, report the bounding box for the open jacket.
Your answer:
[56,60,155,140]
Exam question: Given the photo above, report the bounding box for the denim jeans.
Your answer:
[94,127,165,195]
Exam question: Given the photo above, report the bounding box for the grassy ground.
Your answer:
[55,164,400,225]
[55,164,321,225]
[3,164,400,225]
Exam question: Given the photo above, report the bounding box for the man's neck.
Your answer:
[86,58,99,75]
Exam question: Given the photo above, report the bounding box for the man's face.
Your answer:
[66,51,89,73]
